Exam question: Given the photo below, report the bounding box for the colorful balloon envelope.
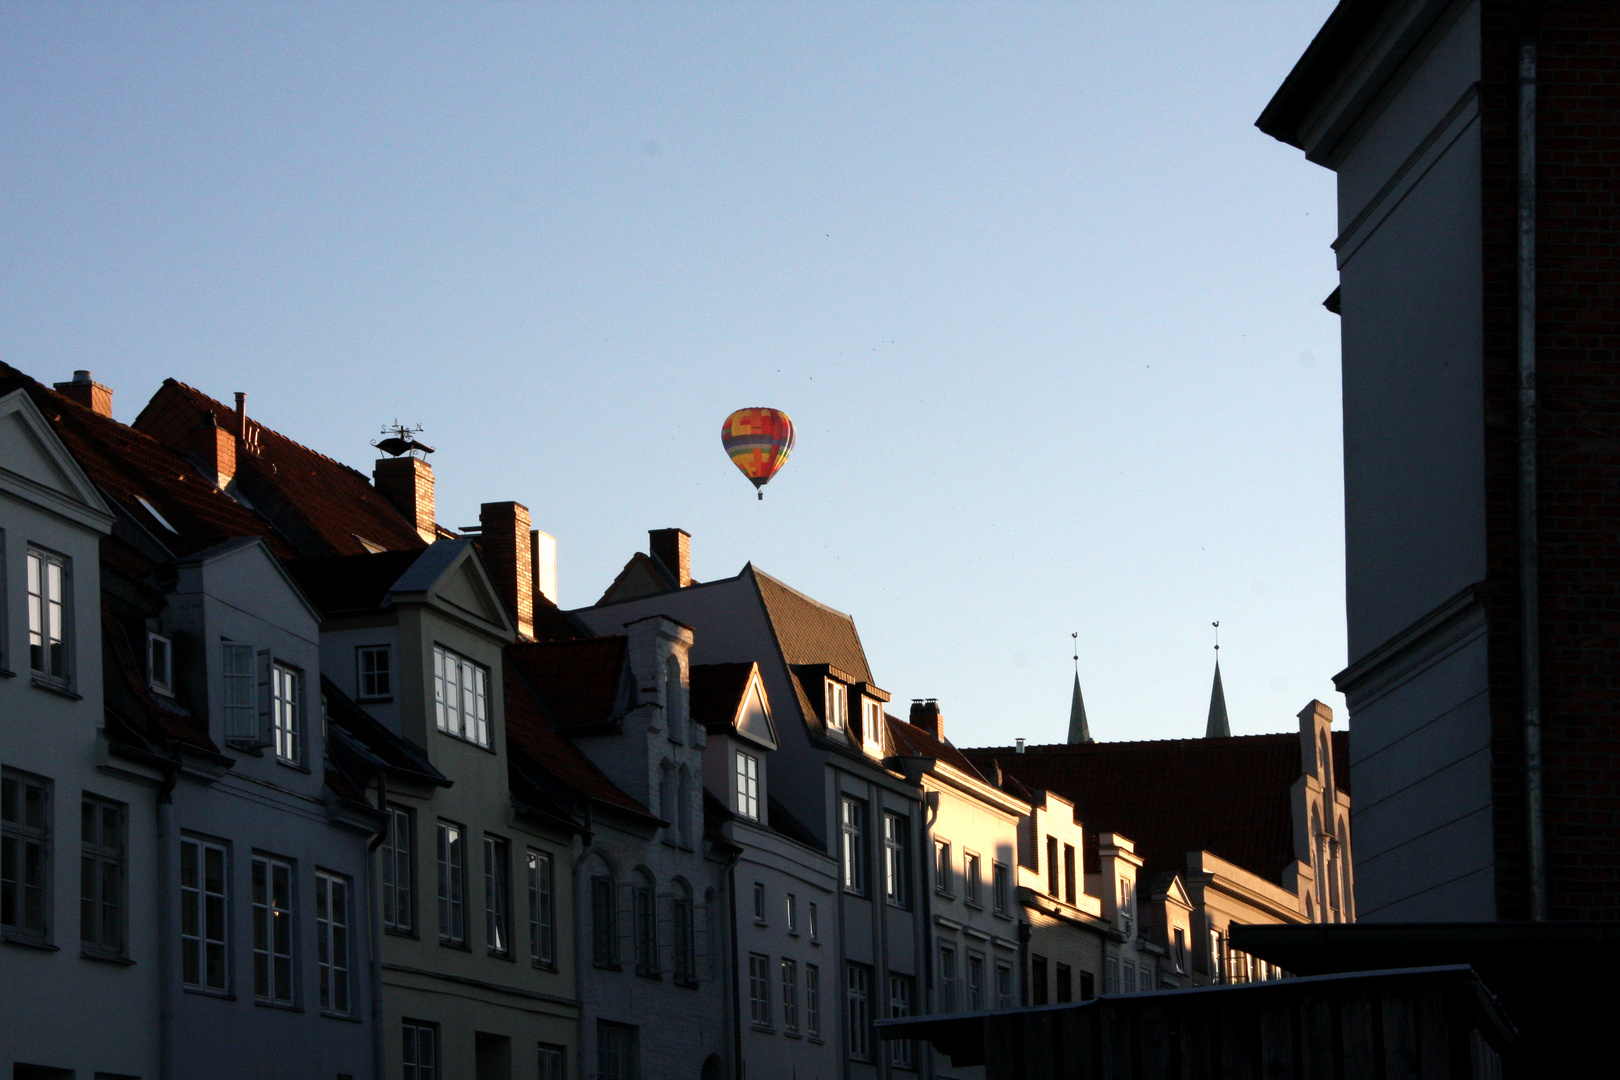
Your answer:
[721,408,795,499]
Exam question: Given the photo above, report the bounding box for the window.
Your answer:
[840,796,868,895]
[26,547,68,681]
[1081,971,1096,1000]
[996,961,1014,1009]
[592,875,617,966]
[527,850,554,967]
[147,632,172,695]
[357,645,391,699]
[883,811,909,909]
[992,862,1010,915]
[1173,927,1187,974]
[664,654,685,743]
[1056,962,1073,1003]
[846,963,872,1060]
[806,963,822,1039]
[180,836,228,990]
[753,881,766,924]
[222,642,257,744]
[861,697,884,754]
[382,806,413,933]
[1063,843,1077,905]
[1118,877,1134,935]
[934,839,952,895]
[824,679,847,731]
[538,1044,566,1080]
[433,644,490,748]
[1046,836,1059,897]
[1209,929,1225,984]
[1122,962,1136,994]
[271,662,302,766]
[781,958,799,1032]
[938,943,959,1012]
[968,953,986,1010]
[749,953,772,1027]
[672,880,696,984]
[786,891,798,934]
[1104,956,1119,994]
[887,973,915,1069]
[316,870,351,1014]
[80,794,126,956]
[1139,965,1153,992]
[964,852,981,906]
[596,1021,639,1080]
[436,821,465,945]
[808,901,819,942]
[633,872,657,976]
[252,855,295,1005]
[1031,954,1048,1006]
[484,836,510,956]
[2,769,51,942]
[735,751,759,820]
[402,1019,439,1080]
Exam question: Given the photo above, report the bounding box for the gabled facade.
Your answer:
[1005,783,1107,1004]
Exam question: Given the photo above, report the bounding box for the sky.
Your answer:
[1,1,1345,747]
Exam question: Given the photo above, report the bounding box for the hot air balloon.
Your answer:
[721,408,795,499]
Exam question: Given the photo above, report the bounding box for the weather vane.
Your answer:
[373,421,435,459]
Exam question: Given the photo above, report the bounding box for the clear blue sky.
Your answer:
[1,2,1344,746]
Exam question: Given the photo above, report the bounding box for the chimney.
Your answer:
[649,528,691,588]
[531,529,558,605]
[909,699,943,742]
[1016,738,1026,754]
[374,456,437,543]
[192,411,236,489]
[480,501,534,640]
[53,370,113,418]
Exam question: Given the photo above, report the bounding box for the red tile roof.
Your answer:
[886,715,987,781]
[0,364,290,562]
[505,637,630,731]
[503,660,648,817]
[133,379,427,557]
[963,732,1348,884]
[101,608,218,753]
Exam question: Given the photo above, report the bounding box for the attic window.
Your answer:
[354,535,386,555]
[136,496,178,534]
[148,632,173,695]
[861,698,884,756]
[824,679,847,731]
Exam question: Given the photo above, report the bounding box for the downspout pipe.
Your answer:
[156,755,179,1080]
[1517,10,1548,923]
[367,770,390,1080]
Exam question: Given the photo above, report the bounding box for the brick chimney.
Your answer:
[192,411,236,489]
[649,528,691,588]
[910,699,943,742]
[480,501,534,640]
[374,456,436,543]
[53,371,112,417]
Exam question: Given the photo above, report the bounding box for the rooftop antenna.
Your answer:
[373,421,435,459]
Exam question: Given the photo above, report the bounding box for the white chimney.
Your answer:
[531,530,558,605]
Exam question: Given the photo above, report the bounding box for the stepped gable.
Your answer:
[286,550,425,614]
[964,731,1349,884]
[505,637,631,732]
[502,659,649,817]
[1,364,289,562]
[134,378,426,556]
[885,714,986,782]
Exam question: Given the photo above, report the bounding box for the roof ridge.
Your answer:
[749,565,858,622]
[168,379,376,485]
[967,731,1303,752]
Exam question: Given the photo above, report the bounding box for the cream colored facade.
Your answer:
[1016,789,1108,1005]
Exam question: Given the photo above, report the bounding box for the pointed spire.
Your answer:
[1068,631,1092,743]
[1206,621,1230,738]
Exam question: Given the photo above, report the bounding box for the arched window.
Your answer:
[588,854,617,967]
[665,654,685,744]
[671,877,696,984]
[1311,805,1326,918]
[1320,732,1334,796]
[678,765,694,849]
[659,760,677,840]
[633,868,658,976]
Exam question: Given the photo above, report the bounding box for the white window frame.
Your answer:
[806,963,822,1039]
[80,793,127,958]
[528,849,555,967]
[781,957,799,1032]
[356,644,392,700]
[749,952,773,1028]
[840,797,867,895]
[846,963,872,1060]
[437,821,466,946]
[888,974,915,1068]
[934,838,952,895]
[538,1044,566,1080]
[2,769,52,943]
[403,1019,439,1080]
[824,679,847,731]
[315,870,351,1015]
[809,901,819,942]
[996,960,1015,1009]
[993,861,1010,916]
[147,632,173,695]
[433,644,490,748]
[968,951,986,1011]
[271,662,302,766]
[964,851,981,907]
[753,881,767,925]
[786,892,798,935]
[484,835,511,957]
[251,854,296,1006]
[861,696,884,756]
[735,750,759,821]
[180,836,229,992]
[26,547,69,684]
[383,806,413,933]
[221,641,258,744]
[883,811,909,909]
[939,943,959,1012]
[1118,877,1135,936]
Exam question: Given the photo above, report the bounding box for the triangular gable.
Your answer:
[1155,873,1193,910]
[389,539,514,638]
[178,536,326,629]
[734,669,777,750]
[0,389,115,532]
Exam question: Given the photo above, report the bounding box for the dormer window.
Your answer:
[357,645,391,700]
[861,697,884,755]
[148,632,173,696]
[824,679,847,731]
[434,644,491,749]
[1118,878,1135,936]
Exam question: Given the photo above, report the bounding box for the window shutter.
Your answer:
[256,650,274,747]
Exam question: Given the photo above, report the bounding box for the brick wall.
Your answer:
[1481,1,1620,920]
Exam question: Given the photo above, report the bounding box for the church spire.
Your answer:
[1206,621,1231,738]
[1068,632,1092,744]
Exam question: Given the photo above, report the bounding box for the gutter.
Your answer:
[1517,5,1547,923]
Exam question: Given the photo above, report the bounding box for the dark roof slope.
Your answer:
[1255,0,1397,148]
[886,715,987,782]
[0,364,289,562]
[322,675,448,787]
[503,660,649,817]
[690,663,756,734]
[505,638,629,731]
[134,379,426,556]
[752,567,873,682]
[965,732,1348,884]
[286,550,424,614]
